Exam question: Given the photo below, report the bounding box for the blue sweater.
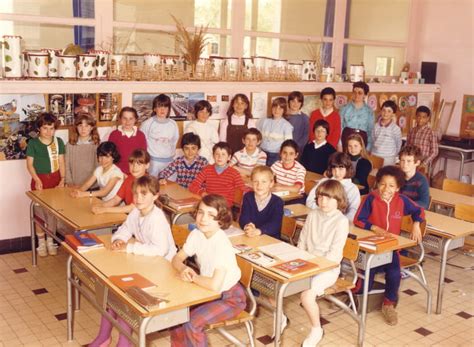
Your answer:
[400,171,430,209]
[239,192,284,240]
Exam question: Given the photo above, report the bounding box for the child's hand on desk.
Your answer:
[111,239,126,251]
[70,189,84,198]
[244,223,261,237]
[372,225,390,237]
[159,179,167,185]
[91,205,105,215]
[180,267,197,282]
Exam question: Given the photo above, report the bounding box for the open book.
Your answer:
[239,250,277,267]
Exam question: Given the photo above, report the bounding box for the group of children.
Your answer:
[25,85,438,346]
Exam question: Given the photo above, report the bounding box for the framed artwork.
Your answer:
[98,93,121,122]
[460,94,474,138]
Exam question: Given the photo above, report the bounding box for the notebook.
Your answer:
[109,273,157,291]
[64,234,104,253]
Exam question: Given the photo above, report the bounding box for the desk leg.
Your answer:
[30,201,37,266]
[459,152,465,181]
[273,282,289,347]
[360,254,375,339]
[139,317,151,347]
[436,239,452,314]
[171,212,181,225]
[67,256,74,341]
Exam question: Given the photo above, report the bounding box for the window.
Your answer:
[0,0,94,18]
[344,44,405,77]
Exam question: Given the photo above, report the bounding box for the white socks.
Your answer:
[302,326,323,347]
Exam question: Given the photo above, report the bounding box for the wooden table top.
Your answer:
[350,226,417,254]
[26,188,127,230]
[63,235,220,317]
[242,176,303,202]
[159,181,201,214]
[425,211,474,239]
[285,204,311,218]
[429,188,474,208]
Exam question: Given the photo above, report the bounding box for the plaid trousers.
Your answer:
[170,283,246,347]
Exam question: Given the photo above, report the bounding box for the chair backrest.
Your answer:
[433,99,456,140]
[400,215,427,237]
[343,238,359,261]
[280,216,297,242]
[234,189,244,208]
[172,224,189,249]
[367,175,376,191]
[454,203,474,223]
[368,154,384,169]
[237,256,254,288]
[442,178,474,197]
[305,179,317,195]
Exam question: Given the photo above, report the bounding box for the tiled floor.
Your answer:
[0,247,473,347]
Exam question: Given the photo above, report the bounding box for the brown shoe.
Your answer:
[382,304,398,325]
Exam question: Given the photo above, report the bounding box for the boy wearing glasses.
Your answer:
[301,119,336,174]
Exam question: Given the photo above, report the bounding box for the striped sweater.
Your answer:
[188,165,247,207]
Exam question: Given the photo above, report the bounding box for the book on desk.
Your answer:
[357,234,398,251]
[64,233,104,253]
[109,273,157,291]
[269,259,318,278]
[168,197,200,210]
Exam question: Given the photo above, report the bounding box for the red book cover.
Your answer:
[109,273,156,291]
[270,259,318,277]
[64,234,104,253]
[358,234,398,250]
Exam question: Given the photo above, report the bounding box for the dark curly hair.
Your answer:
[96,141,121,163]
[376,165,405,189]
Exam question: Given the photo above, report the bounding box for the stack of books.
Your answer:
[168,197,199,210]
[65,231,104,253]
[358,234,398,251]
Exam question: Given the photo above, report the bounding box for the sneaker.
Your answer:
[37,244,47,257]
[46,239,57,256]
[302,327,323,347]
[381,304,398,325]
[400,269,410,279]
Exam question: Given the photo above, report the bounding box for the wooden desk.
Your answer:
[437,144,474,181]
[285,204,311,218]
[243,175,304,202]
[429,187,474,208]
[159,181,201,224]
[63,236,219,347]
[26,188,127,266]
[424,211,474,314]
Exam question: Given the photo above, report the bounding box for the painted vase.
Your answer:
[3,35,23,78]
[58,55,77,78]
[302,60,316,80]
[22,51,29,77]
[41,49,61,77]
[27,52,49,78]
[89,50,109,79]
[109,54,126,79]
[322,66,335,82]
[77,54,97,79]
[144,53,160,68]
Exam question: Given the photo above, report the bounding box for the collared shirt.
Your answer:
[117,125,138,138]
[314,140,327,149]
[407,125,439,165]
[255,193,272,211]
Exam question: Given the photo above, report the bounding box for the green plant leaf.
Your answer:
[79,70,83,77]
[87,70,92,77]
[5,55,12,62]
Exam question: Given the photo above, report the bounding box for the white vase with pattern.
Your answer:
[3,35,22,78]
[27,52,49,78]
[89,50,109,79]
[77,54,97,79]
[58,55,77,79]
[42,49,61,77]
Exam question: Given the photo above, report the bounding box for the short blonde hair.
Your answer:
[250,165,274,180]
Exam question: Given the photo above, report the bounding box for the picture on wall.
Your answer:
[47,93,75,126]
[98,93,121,122]
[205,93,231,120]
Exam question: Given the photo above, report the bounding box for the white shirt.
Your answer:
[184,120,219,164]
[314,140,328,149]
[112,206,177,260]
[219,114,257,142]
[183,228,241,293]
[93,164,124,201]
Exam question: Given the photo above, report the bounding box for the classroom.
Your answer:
[0,0,473,346]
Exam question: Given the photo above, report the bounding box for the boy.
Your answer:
[371,100,402,166]
[158,133,208,188]
[229,128,267,177]
[92,149,150,214]
[287,91,309,154]
[189,142,247,207]
[399,145,430,209]
[301,119,336,174]
[309,87,341,149]
[272,139,307,194]
[407,106,439,167]
[26,113,65,256]
[354,165,425,325]
[239,166,284,240]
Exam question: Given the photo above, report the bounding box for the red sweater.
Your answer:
[189,165,247,207]
[309,109,341,148]
[109,129,147,174]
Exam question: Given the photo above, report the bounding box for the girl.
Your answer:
[308,87,341,149]
[170,194,246,346]
[140,94,179,176]
[184,100,219,163]
[301,119,336,174]
[286,91,309,155]
[298,180,349,346]
[345,133,372,195]
[109,106,147,175]
[65,113,100,188]
[271,140,306,194]
[306,152,361,222]
[26,113,65,256]
[70,141,124,201]
[219,94,257,154]
[258,97,293,166]
[88,176,176,347]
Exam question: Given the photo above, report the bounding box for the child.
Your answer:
[88,176,176,347]
[354,165,424,326]
[184,100,219,163]
[298,180,349,346]
[158,133,208,188]
[109,106,147,175]
[301,119,336,174]
[371,100,402,166]
[65,113,100,188]
[92,149,150,215]
[170,194,246,346]
[229,128,267,177]
[26,113,65,256]
[287,91,309,154]
[219,94,257,154]
[345,133,372,195]
[257,97,293,166]
[340,82,375,151]
[399,145,430,209]
[189,142,247,207]
[239,166,284,239]
[271,140,306,194]
[407,106,439,167]
[140,94,179,176]
[309,87,341,149]
[70,141,124,201]
[306,152,361,222]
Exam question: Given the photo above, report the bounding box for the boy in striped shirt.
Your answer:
[271,139,306,194]
[229,128,267,178]
[371,100,402,166]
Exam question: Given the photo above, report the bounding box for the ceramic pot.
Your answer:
[27,52,49,78]
[302,60,316,81]
[89,50,109,79]
[350,65,364,82]
[41,49,61,77]
[109,54,126,79]
[77,54,97,79]
[322,66,335,82]
[3,35,22,77]
[144,53,160,68]
[58,55,77,78]
[22,51,29,77]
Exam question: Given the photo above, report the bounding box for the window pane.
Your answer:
[0,21,94,51]
[0,0,94,18]
[245,0,329,36]
[114,0,230,29]
[344,44,405,76]
[347,0,410,42]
